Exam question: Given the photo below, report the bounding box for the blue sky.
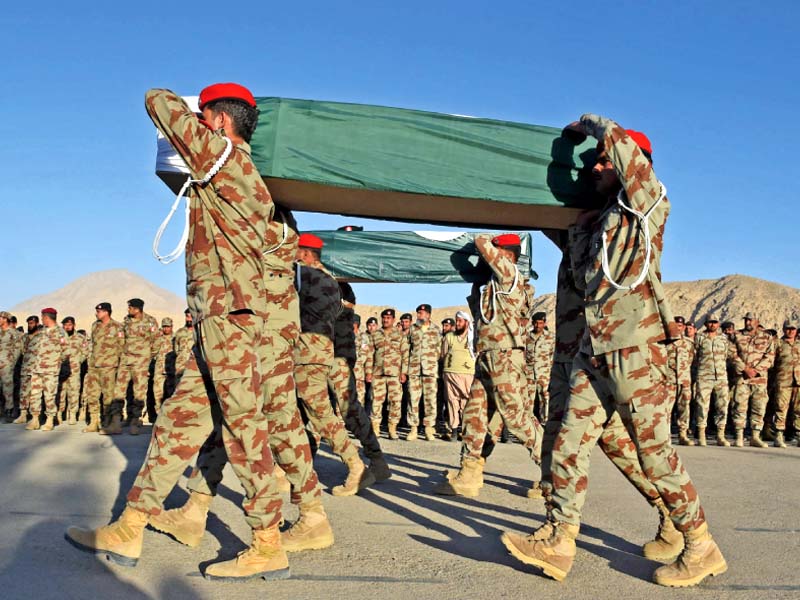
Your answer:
[1,2,797,312]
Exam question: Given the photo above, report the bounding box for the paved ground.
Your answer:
[0,421,798,599]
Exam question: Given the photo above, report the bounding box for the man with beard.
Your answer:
[440,311,475,441]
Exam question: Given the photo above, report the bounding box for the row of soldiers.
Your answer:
[0,300,195,433]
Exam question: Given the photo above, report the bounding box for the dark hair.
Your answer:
[308,248,321,261]
[507,245,521,261]
[205,99,259,142]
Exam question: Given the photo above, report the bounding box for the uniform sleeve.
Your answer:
[365,334,375,377]
[753,337,777,375]
[144,88,230,182]
[580,113,662,214]
[475,235,517,288]
[730,336,747,374]
[400,332,410,376]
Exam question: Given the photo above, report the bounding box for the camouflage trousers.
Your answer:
[732,382,768,431]
[550,345,706,533]
[296,361,359,464]
[773,385,800,432]
[112,362,150,420]
[443,372,472,431]
[407,374,438,428]
[694,379,730,429]
[0,364,15,410]
[127,313,283,531]
[19,368,31,411]
[540,361,660,508]
[666,379,692,433]
[83,366,116,419]
[527,374,550,423]
[328,357,383,461]
[152,369,175,410]
[371,375,403,426]
[188,327,320,507]
[461,349,542,462]
[28,370,60,417]
[354,362,367,409]
[58,364,82,416]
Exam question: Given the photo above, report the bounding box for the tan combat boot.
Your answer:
[387,423,399,440]
[65,506,149,567]
[716,431,730,447]
[148,491,213,548]
[434,457,484,497]
[204,525,290,581]
[83,415,100,433]
[281,500,334,552]
[526,481,544,500]
[129,418,142,436]
[100,414,122,435]
[368,455,392,482]
[653,522,727,587]
[443,457,485,484]
[332,455,376,496]
[696,427,706,447]
[501,522,580,582]
[750,431,767,448]
[678,430,695,446]
[26,415,41,431]
[774,431,787,448]
[643,500,684,561]
[734,429,744,447]
[68,411,77,425]
[372,421,380,437]
[406,427,418,441]
[424,426,436,441]
[12,412,28,424]
[40,416,55,432]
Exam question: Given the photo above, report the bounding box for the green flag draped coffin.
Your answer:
[309,231,534,283]
[155,97,598,230]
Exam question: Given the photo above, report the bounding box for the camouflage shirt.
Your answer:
[120,313,161,368]
[568,114,675,355]
[155,333,174,374]
[367,326,410,378]
[145,89,272,321]
[694,330,736,383]
[468,234,532,354]
[666,335,695,385]
[0,327,23,369]
[774,337,800,387]
[408,321,442,377]
[89,319,125,369]
[261,208,301,338]
[354,331,371,380]
[526,329,554,383]
[295,262,340,366]
[29,324,66,375]
[173,326,195,373]
[731,328,776,385]
[62,332,89,371]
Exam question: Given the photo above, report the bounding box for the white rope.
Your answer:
[263,220,288,255]
[478,264,520,325]
[152,137,233,264]
[600,183,666,291]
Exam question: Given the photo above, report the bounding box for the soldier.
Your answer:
[772,319,800,448]
[435,233,542,498]
[406,303,441,441]
[721,321,735,340]
[67,83,290,580]
[150,317,176,421]
[501,119,725,587]
[525,311,554,423]
[440,310,475,440]
[441,318,455,335]
[684,321,697,341]
[80,303,124,433]
[0,311,23,422]
[399,313,413,335]
[173,308,194,381]
[58,316,88,425]
[665,316,696,445]
[730,312,776,447]
[366,308,409,439]
[366,316,378,334]
[328,283,391,480]
[352,314,370,415]
[23,308,66,431]
[693,313,736,446]
[12,316,41,424]
[101,298,159,436]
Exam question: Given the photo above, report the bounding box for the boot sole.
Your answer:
[283,531,335,553]
[653,559,728,587]
[204,567,291,582]
[148,522,203,548]
[500,532,568,582]
[64,533,139,567]
[433,483,480,498]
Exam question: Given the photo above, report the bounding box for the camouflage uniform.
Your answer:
[353,330,371,409]
[83,319,124,420]
[525,328,554,422]
[18,331,37,413]
[367,324,409,427]
[0,326,23,411]
[125,89,283,532]
[773,334,800,433]
[550,116,706,534]
[152,328,175,410]
[111,312,160,421]
[27,325,66,418]
[173,325,195,380]
[731,327,776,432]
[407,321,441,429]
[693,330,736,430]
[460,235,542,462]
[58,331,89,418]
[665,335,694,435]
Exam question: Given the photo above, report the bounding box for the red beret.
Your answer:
[298,233,324,249]
[198,83,257,110]
[41,307,57,317]
[625,129,652,156]
[491,233,521,248]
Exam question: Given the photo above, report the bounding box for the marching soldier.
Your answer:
[406,303,441,441]
[366,308,409,439]
[0,311,23,422]
[772,319,800,448]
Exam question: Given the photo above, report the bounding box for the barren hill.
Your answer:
[9,269,185,331]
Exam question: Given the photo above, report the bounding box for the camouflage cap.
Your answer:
[784,319,798,329]
[0,311,11,320]
[744,311,759,320]
[161,317,173,327]
[706,313,720,323]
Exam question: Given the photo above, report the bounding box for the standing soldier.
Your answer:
[731,312,776,447]
[441,318,455,335]
[58,316,87,425]
[13,316,41,424]
[366,308,409,439]
[0,311,23,422]
[772,319,800,448]
[173,309,194,381]
[24,308,66,431]
[103,298,159,436]
[666,316,696,445]
[352,314,370,411]
[81,303,124,433]
[525,312,554,423]
[440,311,475,441]
[406,303,441,441]
[693,314,736,446]
[150,317,175,420]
